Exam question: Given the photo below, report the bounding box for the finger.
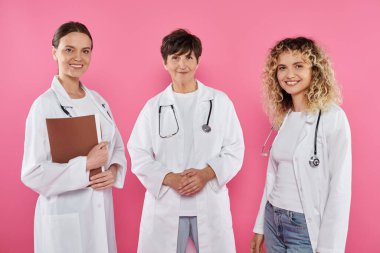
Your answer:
[91,180,112,189]
[98,141,109,149]
[181,168,196,175]
[183,187,200,196]
[90,173,112,184]
[179,180,197,192]
[94,182,114,190]
[178,177,194,189]
[92,182,112,189]
[181,184,200,195]
[90,171,108,181]
[178,183,195,194]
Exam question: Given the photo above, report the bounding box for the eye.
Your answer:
[171,55,179,61]
[186,55,193,60]
[277,66,286,71]
[83,49,91,54]
[65,48,73,53]
[295,64,304,69]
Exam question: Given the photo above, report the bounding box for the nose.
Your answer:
[74,51,82,61]
[286,68,295,78]
[178,58,186,69]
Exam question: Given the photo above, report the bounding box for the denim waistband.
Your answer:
[267,201,304,216]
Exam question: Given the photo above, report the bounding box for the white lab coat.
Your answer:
[127,81,244,253]
[253,104,351,253]
[22,76,127,253]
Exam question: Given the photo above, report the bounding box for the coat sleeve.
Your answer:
[127,103,172,199]
[109,126,127,189]
[21,100,90,197]
[316,109,352,253]
[207,99,245,191]
[91,91,127,189]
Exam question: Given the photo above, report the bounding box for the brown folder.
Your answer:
[46,115,102,179]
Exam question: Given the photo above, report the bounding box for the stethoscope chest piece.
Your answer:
[202,124,211,133]
[309,155,320,168]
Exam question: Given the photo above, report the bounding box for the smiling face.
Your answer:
[52,32,92,81]
[164,51,199,86]
[276,51,312,105]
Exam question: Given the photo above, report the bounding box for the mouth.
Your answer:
[70,64,84,69]
[285,80,300,86]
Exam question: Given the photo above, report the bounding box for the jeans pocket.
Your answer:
[288,212,307,228]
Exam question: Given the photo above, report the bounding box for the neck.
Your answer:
[291,93,308,112]
[58,75,84,99]
[172,79,197,93]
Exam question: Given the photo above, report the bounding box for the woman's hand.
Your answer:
[89,164,119,190]
[250,233,264,253]
[178,166,216,196]
[163,172,190,192]
[86,141,108,171]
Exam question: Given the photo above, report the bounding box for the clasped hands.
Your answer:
[85,141,119,190]
[163,166,216,196]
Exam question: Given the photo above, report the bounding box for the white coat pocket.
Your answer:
[42,213,82,253]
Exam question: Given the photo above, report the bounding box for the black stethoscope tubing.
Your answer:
[60,103,112,120]
[261,110,322,168]
[309,110,322,168]
[159,100,213,138]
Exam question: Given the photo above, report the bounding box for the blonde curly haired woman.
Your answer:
[250,37,351,253]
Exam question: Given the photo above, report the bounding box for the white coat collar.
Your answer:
[50,76,113,125]
[158,80,214,106]
[282,109,319,126]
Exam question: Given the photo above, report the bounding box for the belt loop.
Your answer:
[288,210,293,219]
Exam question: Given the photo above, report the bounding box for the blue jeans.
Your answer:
[177,216,199,253]
[264,202,313,253]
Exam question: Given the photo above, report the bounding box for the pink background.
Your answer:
[1,0,379,252]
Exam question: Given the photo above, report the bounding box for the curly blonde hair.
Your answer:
[263,37,342,128]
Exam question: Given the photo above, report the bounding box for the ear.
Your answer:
[163,59,168,70]
[52,46,57,61]
[196,57,201,69]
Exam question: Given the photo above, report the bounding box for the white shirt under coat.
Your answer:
[268,111,304,213]
[253,104,352,253]
[173,90,199,216]
[21,76,127,253]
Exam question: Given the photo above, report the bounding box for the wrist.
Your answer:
[202,166,216,181]
[163,172,173,186]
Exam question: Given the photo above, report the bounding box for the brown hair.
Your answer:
[52,21,93,49]
[161,29,202,63]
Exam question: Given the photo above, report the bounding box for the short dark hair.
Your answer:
[52,21,93,49]
[160,29,202,63]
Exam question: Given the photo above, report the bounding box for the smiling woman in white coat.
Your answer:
[250,37,351,253]
[127,29,244,253]
[21,22,127,253]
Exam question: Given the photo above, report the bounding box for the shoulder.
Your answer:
[321,103,350,134]
[30,88,58,113]
[204,85,233,105]
[322,103,348,123]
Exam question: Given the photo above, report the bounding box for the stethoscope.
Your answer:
[158,100,213,138]
[60,103,112,120]
[261,110,322,168]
